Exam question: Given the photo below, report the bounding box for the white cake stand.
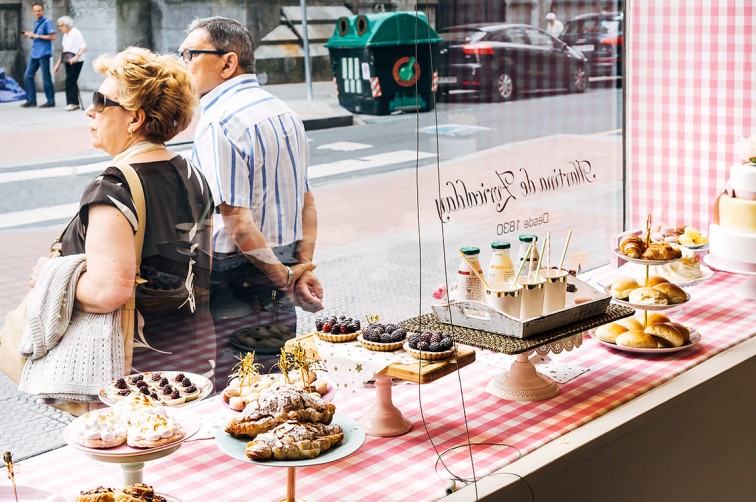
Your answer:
[486,333,583,401]
[703,254,756,301]
[63,412,201,487]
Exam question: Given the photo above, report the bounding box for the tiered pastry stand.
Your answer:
[285,333,477,437]
[215,413,366,502]
[703,254,756,301]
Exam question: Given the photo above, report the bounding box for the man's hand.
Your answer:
[294,270,324,312]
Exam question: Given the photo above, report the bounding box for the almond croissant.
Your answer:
[245,421,344,460]
[225,387,335,439]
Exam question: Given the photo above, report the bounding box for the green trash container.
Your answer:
[325,11,442,115]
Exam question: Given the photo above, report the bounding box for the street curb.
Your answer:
[304,114,353,131]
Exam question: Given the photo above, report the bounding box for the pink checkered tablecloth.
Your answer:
[627,0,755,230]
[10,268,755,502]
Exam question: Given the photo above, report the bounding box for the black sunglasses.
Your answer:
[178,48,228,62]
[92,91,121,113]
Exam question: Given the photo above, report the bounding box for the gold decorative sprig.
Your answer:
[4,451,18,502]
[365,313,380,325]
[278,348,291,385]
[291,343,313,392]
[230,352,261,396]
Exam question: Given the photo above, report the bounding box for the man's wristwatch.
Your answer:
[283,265,294,291]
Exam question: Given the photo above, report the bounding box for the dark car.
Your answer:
[437,23,588,102]
[559,12,623,79]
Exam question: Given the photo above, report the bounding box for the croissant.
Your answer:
[620,235,646,258]
[245,421,344,460]
[641,242,682,260]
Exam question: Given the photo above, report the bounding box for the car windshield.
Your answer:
[440,28,486,44]
[564,16,622,37]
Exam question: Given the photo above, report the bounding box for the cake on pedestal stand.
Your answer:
[703,255,756,301]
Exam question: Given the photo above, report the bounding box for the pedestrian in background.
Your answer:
[20,2,56,108]
[179,16,324,374]
[546,12,564,38]
[53,16,87,111]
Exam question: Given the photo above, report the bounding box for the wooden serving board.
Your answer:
[285,333,476,385]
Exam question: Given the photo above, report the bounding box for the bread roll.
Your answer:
[610,276,640,299]
[653,282,687,304]
[646,275,669,287]
[645,323,685,348]
[615,330,659,349]
[628,287,668,306]
[616,317,643,331]
[641,312,671,326]
[595,323,628,343]
[667,322,691,343]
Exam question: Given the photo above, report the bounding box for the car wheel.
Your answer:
[492,70,515,102]
[569,66,587,93]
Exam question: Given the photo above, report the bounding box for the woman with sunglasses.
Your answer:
[32,47,216,388]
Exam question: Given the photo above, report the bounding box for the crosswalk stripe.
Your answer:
[309,150,435,178]
[0,203,78,229]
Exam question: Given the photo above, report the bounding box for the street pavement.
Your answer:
[0,80,352,461]
[0,82,623,463]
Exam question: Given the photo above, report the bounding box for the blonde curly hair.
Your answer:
[93,47,197,144]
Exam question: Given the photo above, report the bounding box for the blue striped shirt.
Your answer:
[192,75,310,253]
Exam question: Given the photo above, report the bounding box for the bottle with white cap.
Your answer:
[487,241,514,284]
[456,247,484,302]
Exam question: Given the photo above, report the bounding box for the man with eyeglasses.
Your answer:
[180,17,324,372]
[20,2,56,108]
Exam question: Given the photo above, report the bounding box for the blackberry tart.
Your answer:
[404,330,456,360]
[358,323,407,351]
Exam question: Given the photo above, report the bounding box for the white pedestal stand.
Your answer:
[486,333,583,401]
[703,255,756,301]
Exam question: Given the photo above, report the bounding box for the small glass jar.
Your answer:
[456,247,484,302]
[487,241,514,284]
[517,234,539,265]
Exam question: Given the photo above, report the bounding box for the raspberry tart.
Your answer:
[313,315,361,342]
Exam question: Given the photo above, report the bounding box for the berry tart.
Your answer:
[101,371,210,407]
[313,315,361,342]
[358,322,407,351]
[403,330,456,360]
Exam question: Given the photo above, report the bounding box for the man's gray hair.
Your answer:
[57,16,74,28]
[187,17,255,74]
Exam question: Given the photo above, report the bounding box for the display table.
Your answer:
[5,269,754,501]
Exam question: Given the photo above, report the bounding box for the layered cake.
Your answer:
[709,136,756,272]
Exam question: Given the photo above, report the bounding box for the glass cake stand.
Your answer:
[215,413,366,502]
[703,254,756,301]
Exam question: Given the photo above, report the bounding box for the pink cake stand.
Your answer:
[486,333,583,401]
[360,373,413,436]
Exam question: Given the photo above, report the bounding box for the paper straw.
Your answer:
[528,241,536,278]
[558,230,573,271]
[534,236,547,280]
[514,242,533,283]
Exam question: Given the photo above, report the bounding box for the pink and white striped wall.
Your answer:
[627,0,754,230]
